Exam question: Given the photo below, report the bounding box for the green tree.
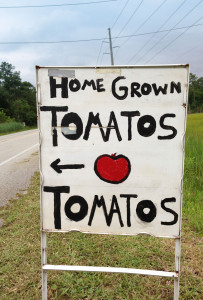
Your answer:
[0,109,11,123]
[0,61,37,125]
[0,61,21,100]
[0,86,10,113]
[189,73,203,113]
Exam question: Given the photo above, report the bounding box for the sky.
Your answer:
[0,0,202,85]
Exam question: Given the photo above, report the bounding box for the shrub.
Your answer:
[0,110,11,123]
[0,121,24,133]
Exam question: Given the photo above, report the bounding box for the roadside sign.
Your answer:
[37,65,189,238]
[37,65,189,300]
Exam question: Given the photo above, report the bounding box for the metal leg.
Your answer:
[174,277,179,300]
[40,231,181,300]
[174,238,181,300]
[41,231,47,300]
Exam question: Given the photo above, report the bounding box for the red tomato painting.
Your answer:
[94,153,131,184]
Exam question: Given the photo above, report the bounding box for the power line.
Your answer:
[115,0,144,37]
[137,0,203,64]
[0,23,202,45]
[144,15,203,64]
[96,0,130,65]
[104,0,144,63]
[115,0,168,60]
[128,0,188,64]
[100,52,106,64]
[0,0,119,9]
[96,40,108,65]
[111,0,130,30]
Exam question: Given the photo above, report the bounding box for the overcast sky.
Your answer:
[0,0,202,85]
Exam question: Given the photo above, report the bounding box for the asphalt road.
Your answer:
[0,130,39,216]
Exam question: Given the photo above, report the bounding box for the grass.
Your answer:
[0,121,36,136]
[0,113,203,299]
[183,113,203,233]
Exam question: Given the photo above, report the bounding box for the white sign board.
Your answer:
[37,65,189,238]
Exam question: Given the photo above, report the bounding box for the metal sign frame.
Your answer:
[41,233,181,300]
[36,65,189,300]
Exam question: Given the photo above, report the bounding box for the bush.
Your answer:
[0,110,11,123]
[0,121,24,133]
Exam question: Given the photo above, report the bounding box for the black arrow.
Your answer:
[50,158,85,174]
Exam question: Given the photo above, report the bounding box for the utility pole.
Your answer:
[108,28,114,65]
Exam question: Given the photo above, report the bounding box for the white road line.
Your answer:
[0,143,38,167]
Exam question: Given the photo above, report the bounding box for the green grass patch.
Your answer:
[0,121,36,135]
[0,173,202,299]
[0,113,203,299]
[183,113,203,233]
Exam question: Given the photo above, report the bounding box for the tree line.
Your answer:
[0,62,202,126]
[189,73,203,113]
[0,61,36,125]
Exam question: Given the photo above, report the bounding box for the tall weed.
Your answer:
[0,121,24,134]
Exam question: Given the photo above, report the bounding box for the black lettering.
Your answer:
[161,198,178,225]
[65,195,88,222]
[158,114,177,140]
[131,82,141,98]
[121,111,140,140]
[96,78,105,92]
[108,195,124,227]
[141,83,152,95]
[81,79,96,90]
[40,106,68,127]
[53,128,57,147]
[120,194,138,227]
[83,112,106,141]
[40,106,68,146]
[112,76,128,100]
[88,195,124,227]
[69,79,81,92]
[106,111,122,142]
[137,115,156,137]
[49,76,68,98]
[136,200,157,223]
[61,112,83,140]
[43,186,70,229]
[170,81,181,94]
[88,195,108,226]
[152,83,168,95]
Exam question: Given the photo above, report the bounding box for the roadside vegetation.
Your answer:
[0,112,36,135]
[188,74,203,113]
[0,120,35,136]
[0,119,24,134]
[184,113,203,233]
[0,113,202,299]
[0,61,37,135]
